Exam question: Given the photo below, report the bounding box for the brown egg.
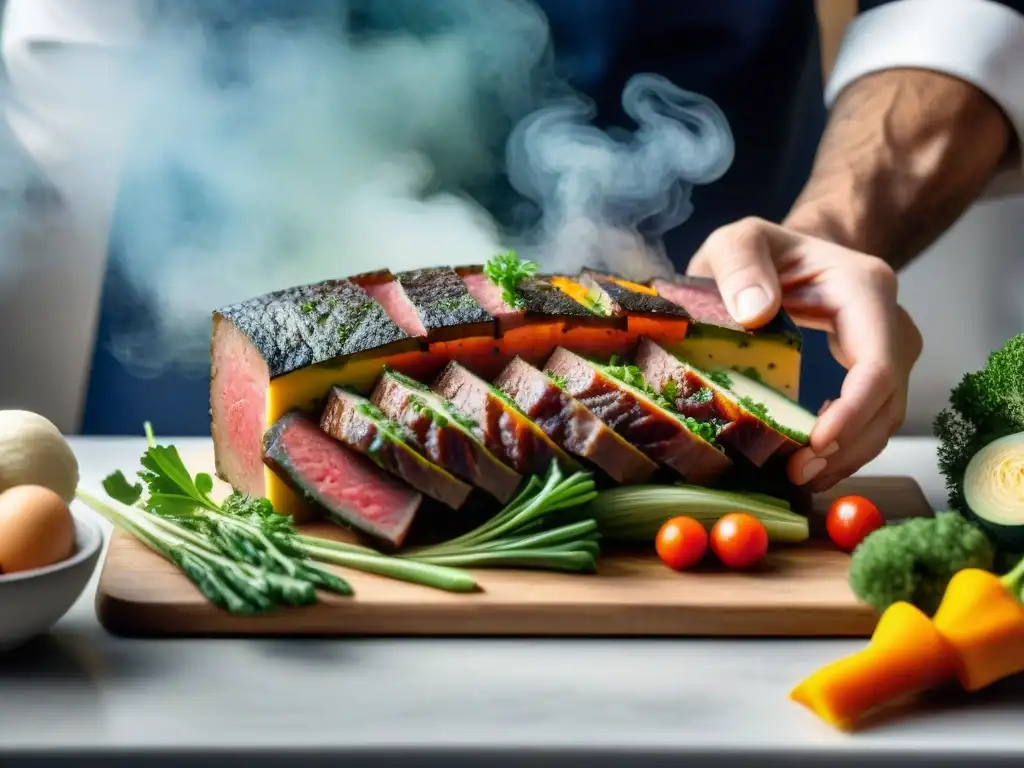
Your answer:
[0,484,76,576]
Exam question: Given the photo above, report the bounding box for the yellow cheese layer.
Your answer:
[548,276,599,311]
[667,335,801,399]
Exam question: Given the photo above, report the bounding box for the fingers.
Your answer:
[806,397,902,492]
[807,260,899,454]
[687,218,784,328]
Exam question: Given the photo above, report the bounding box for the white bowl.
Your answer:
[0,509,104,652]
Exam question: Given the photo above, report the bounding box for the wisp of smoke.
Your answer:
[507,73,734,281]
[0,0,734,376]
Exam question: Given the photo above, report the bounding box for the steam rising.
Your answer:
[508,73,734,280]
[2,0,734,375]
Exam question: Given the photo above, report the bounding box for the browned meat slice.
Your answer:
[263,411,422,548]
[431,361,583,478]
[542,347,732,485]
[320,387,473,509]
[492,357,658,484]
[370,368,522,503]
[651,275,801,343]
[633,337,802,466]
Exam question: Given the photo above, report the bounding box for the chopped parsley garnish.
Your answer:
[490,385,525,414]
[661,379,679,402]
[691,387,713,404]
[483,250,538,308]
[381,365,429,392]
[546,372,568,391]
[708,369,733,388]
[738,396,809,443]
[448,409,478,432]
[356,400,409,451]
[598,358,720,446]
[409,395,450,428]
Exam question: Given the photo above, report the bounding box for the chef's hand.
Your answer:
[687,216,923,492]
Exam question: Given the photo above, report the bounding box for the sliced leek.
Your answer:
[577,485,809,543]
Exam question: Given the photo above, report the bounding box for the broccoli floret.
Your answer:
[848,511,995,616]
[934,334,1024,511]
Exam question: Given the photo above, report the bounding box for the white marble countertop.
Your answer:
[1,436,1022,766]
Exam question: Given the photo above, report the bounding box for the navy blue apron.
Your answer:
[80,0,843,435]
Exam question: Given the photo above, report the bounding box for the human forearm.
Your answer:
[785,68,1013,270]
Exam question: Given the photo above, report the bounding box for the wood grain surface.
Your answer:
[95,454,932,638]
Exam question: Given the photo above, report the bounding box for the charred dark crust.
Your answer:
[214,279,413,378]
[518,277,598,318]
[582,272,690,318]
[396,267,494,334]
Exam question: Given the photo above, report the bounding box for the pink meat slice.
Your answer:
[210,317,270,498]
[651,277,745,332]
[263,411,423,548]
[360,280,427,339]
[459,272,526,332]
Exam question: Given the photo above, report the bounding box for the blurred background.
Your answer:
[0,0,1018,436]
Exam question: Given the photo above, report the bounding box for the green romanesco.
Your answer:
[848,511,995,616]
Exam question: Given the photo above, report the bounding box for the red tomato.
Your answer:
[710,513,769,569]
[655,516,708,571]
[827,495,884,552]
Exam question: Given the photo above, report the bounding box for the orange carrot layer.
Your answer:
[932,568,1024,692]
[789,602,958,730]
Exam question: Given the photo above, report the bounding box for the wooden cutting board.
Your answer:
[95,447,933,638]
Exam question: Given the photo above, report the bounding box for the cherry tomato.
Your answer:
[826,495,884,552]
[655,516,708,571]
[710,513,769,569]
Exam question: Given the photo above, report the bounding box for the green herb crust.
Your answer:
[599,356,720,445]
[708,370,733,388]
[737,396,809,443]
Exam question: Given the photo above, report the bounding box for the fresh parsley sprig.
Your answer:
[483,250,538,309]
[85,423,480,612]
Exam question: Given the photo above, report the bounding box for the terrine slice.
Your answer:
[263,411,422,548]
[211,278,417,498]
[370,368,522,503]
[320,386,473,509]
[431,360,583,478]
[492,356,658,484]
[633,337,807,466]
[543,346,732,485]
[650,274,803,398]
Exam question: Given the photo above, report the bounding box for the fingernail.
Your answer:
[800,457,827,484]
[819,441,839,458]
[733,286,769,323]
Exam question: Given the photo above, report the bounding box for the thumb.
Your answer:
[688,219,783,328]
